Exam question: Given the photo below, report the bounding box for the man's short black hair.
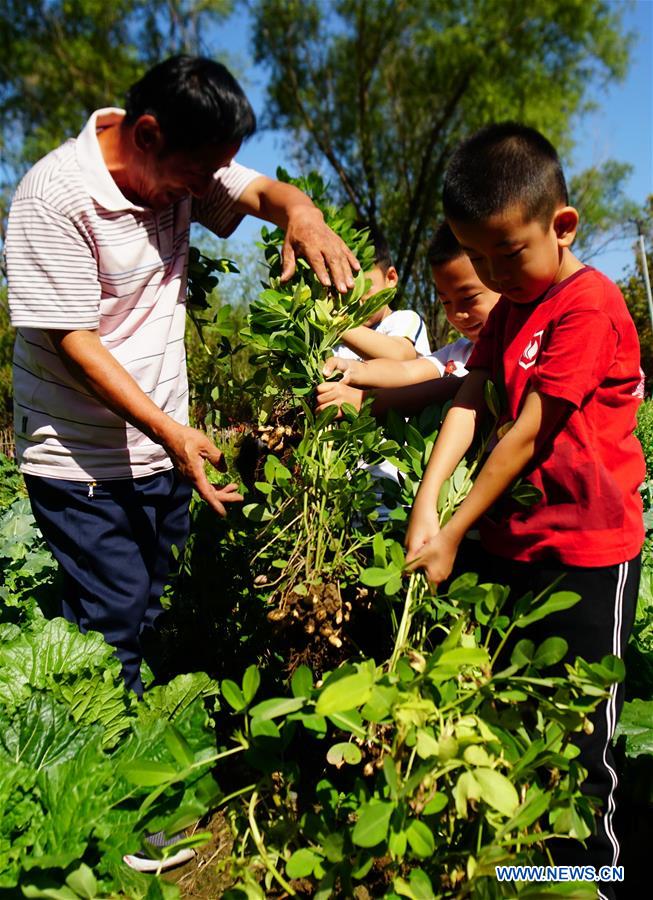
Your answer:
[356,222,393,272]
[442,122,568,226]
[427,222,463,267]
[125,55,256,152]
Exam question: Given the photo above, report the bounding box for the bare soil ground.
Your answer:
[164,813,235,899]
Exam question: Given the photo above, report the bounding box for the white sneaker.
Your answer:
[123,830,196,873]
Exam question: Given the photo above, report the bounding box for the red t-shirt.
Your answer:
[467,266,645,567]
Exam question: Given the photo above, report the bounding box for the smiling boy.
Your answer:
[405,123,645,896]
[316,222,500,414]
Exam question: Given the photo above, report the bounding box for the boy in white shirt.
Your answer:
[317,223,500,413]
[334,225,431,361]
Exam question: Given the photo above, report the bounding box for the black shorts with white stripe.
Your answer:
[471,549,641,900]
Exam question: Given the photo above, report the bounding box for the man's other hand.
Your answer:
[164,424,244,516]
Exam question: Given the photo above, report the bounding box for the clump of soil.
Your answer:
[234,411,303,490]
[266,582,375,677]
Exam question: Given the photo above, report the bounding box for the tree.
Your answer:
[569,160,641,261]
[0,0,233,234]
[249,0,633,342]
[619,196,653,394]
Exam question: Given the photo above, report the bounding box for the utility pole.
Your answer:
[633,217,653,334]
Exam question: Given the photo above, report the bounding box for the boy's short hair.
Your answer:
[427,222,464,268]
[125,55,257,153]
[356,222,393,273]
[442,122,568,227]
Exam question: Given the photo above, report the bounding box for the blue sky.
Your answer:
[213,0,652,283]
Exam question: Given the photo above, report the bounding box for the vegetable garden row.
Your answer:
[1,175,652,899]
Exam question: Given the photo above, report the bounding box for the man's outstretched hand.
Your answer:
[281,207,360,293]
[163,424,244,516]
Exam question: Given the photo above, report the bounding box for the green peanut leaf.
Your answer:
[221,679,246,712]
[291,664,314,698]
[474,767,519,816]
[242,665,261,704]
[249,697,305,721]
[120,760,178,786]
[326,741,362,768]
[532,637,568,669]
[316,671,374,716]
[286,847,322,878]
[405,819,435,857]
[352,800,395,848]
[515,591,581,628]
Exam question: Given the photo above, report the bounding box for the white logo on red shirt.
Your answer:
[519,330,544,370]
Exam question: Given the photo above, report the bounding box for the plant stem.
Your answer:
[247,790,297,896]
[388,572,422,673]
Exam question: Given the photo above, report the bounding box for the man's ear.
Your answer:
[385,265,399,287]
[132,115,165,155]
[553,206,579,249]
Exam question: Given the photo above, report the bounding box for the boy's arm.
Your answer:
[370,376,462,416]
[339,326,417,361]
[405,369,488,556]
[406,389,572,584]
[323,354,440,389]
[315,373,462,418]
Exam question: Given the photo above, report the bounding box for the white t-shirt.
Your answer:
[6,108,261,480]
[334,308,431,360]
[371,336,473,520]
[422,337,473,378]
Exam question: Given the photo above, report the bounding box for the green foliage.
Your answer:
[241,170,387,415]
[615,699,653,759]
[250,0,632,338]
[620,196,653,394]
[0,287,13,436]
[0,497,58,621]
[185,247,255,429]
[221,577,618,898]
[0,451,24,508]
[0,497,227,897]
[231,173,408,643]
[569,160,640,261]
[0,600,223,898]
[636,399,653,487]
[0,0,233,169]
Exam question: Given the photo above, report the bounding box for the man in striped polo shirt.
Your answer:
[5,56,360,694]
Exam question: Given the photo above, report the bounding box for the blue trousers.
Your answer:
[25,470,192,694]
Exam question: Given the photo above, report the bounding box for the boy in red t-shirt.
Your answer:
[406,123,645,898]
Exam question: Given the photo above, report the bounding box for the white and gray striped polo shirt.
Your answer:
[6,108,260,481]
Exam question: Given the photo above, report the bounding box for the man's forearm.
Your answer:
[234,176,319,229]
[48,329,178,446]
